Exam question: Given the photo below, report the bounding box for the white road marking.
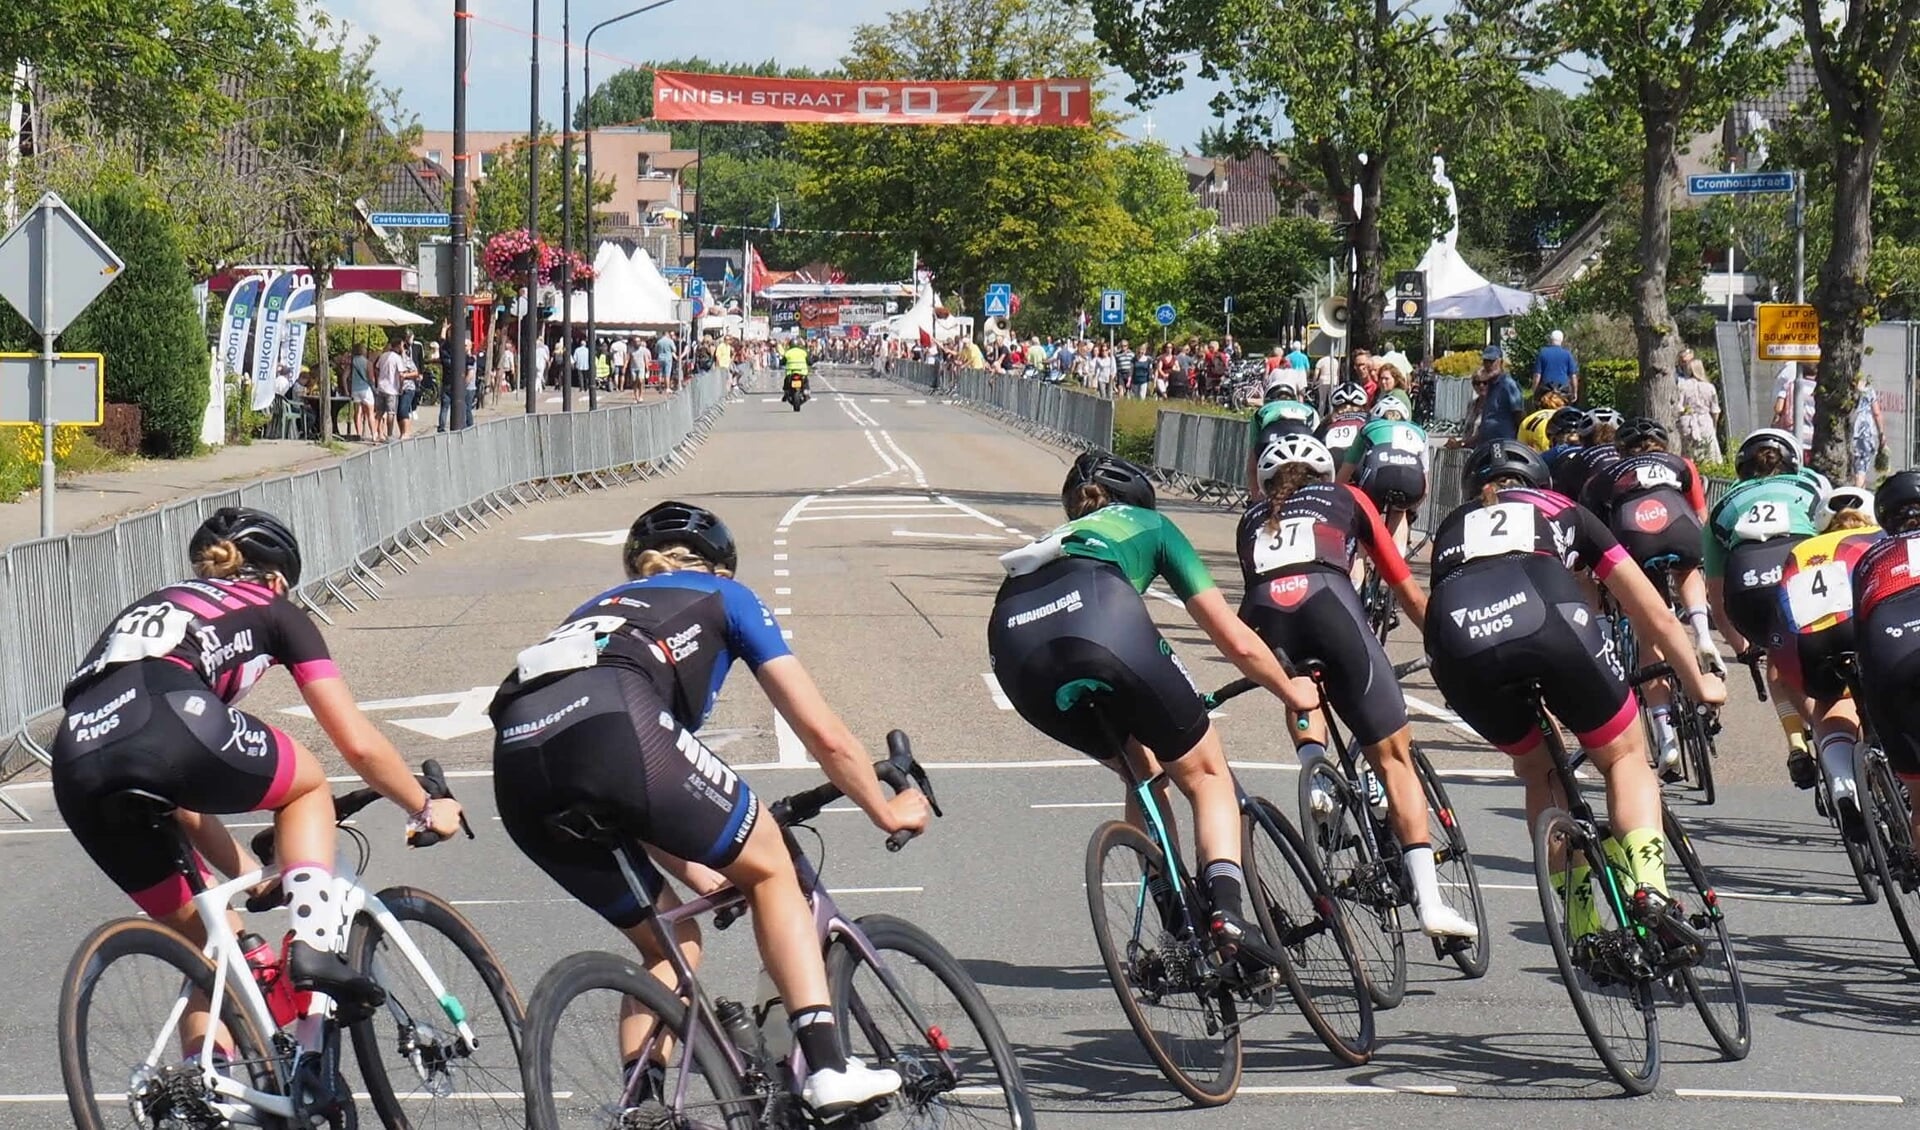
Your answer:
[870,398,890,403]
[773,538,787,546]
[907,399,926,404]
[981,673,1013,710]
[774,569,790,576]
[519,530,627,545]
[773,553,788,561]
[894,530,1008,541]
[935,494,1008,530]
[794,512,973,522]
[1674,1090,1903,1105]
[1031,802,1121,810]
[775,711,808,765]
[774,607,792,615]
[1143,586,1184,609]
[775,587,792,595]
[780,629,794,640]
[776,495,820,529]
[285,687,497,741]
[1237,1085,1462,1097]
[1404,693,1486,744]
[761,397,782,403]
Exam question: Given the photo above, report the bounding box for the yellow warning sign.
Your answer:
[1756,303,1821,361]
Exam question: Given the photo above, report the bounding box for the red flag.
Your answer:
[748,245,770,296]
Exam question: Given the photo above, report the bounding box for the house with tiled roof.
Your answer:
[1184,150,1329,231]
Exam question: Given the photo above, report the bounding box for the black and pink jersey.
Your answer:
[1429,487,1629,588]
[1236,483,1411,584]
[64,578,339,706]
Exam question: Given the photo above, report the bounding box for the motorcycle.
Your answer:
[783,372,810,411]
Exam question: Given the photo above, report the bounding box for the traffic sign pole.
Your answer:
[37,241,53,537]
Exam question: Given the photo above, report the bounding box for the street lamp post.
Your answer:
[522,0,541,415]
[583,0,682,407]
[450,0,470,430]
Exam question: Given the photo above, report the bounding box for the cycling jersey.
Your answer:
[1852,529,1920,620]
[1235,483,1409,585]
[1342,417,1430,471]
[1849,530,1920,780]
[1319,413,1371,456]
[1557,444,1620,505]
[1428,487,1627,589]
[1001,503,1215,600]
[1703,472,1824,574]
[1581,451,1709,568]
[492,572,790,732]
[1344,417,1430,512]
[1773,527,1882,701]
[65,578,339,706]
[1249,400,1321,448]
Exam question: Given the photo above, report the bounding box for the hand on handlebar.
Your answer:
[875,790,932,838]
[1275,673,1319,713]
[407,797,467,845]
[1687,668,1728,708]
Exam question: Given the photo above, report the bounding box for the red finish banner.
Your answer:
[651,71,1094,127]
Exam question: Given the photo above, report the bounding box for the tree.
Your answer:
[1085,142,1217,338]
[1799,0,1920,478]
[1091,0,1521,354]
[1507,0,1784,433]
[694,150,833,267]
[471,134,613,250]
[1188,219,1339,345]
[575,57,819,155]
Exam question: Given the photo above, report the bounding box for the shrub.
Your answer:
[1432,350,1481,378]
[224,386,270,445]
[99,403,144,455]
[1581,359,1639,411]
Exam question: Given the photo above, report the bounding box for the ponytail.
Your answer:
[1066,483,1110,520]
[1262,464,1324,536]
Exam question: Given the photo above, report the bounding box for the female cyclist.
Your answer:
[1320,383,1373,455]
[1338,397,1430,560]
[990,453,1320,944]
[1238,434,1476,938]
[1425,442,1725,910]
[52,508,464,1033]
[1846,472,1920,850]
[489,501,927,1114]
[1556,407,1624,503]
[1247,370,1323,494]
[1705,427,1830,789]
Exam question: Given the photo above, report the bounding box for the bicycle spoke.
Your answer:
[1298,760,1406,1009]
[1863,754,1920,969]
[1663,810,1750,1059]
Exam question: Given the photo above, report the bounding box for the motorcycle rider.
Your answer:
[781,337,812,405]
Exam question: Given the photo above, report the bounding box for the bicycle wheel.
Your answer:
[1083,819,1241,1105]
[1243,798,1375,1064]
[1680,693,1718,807]
[520,951,755,1130]
[59,918,281,1130]
[1532,807,1660,1095]
[1824,765,1881,904]
[1411,744,1491,978]
[825,914,1036,1129]
[1297,758,1406,1009]
[346,886,527,1127]
[1662,808,1750,1059]
[1859,750,1920,969]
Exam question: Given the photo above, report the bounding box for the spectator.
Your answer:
[1374,368,1413,418]
[1130,346,1155,399]
[1467,346,1523,444]
[1202,340,1228,398]
[1168,343,1194,399]
[396,334,420,440]
[374,338,404,442]
[1675,348,1723,464]
[1266,344,1287,373]
[498,338,517,393]
[570,335,590,391]
[609,335,629,387]
[1772,360,1817,461]
[1531,329,1581,404]
[1286,339,1311,374]
[1223,334,1242,364]
[656,332,678,389]
[1852,370,1887,486]
[349,343,374,440]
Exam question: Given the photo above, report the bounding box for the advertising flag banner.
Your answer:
[250,272,296,396]
[652,71,1095,127]
[219,275,266,378]
[259,284,316,410]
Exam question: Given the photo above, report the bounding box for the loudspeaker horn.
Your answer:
[1316,296,1350,339]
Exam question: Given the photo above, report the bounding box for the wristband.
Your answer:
[406,797,435,834]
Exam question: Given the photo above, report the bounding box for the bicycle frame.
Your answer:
[1534,712,1648,944]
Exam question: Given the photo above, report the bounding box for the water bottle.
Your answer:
[752,969,793,1060]
[239,932,302,1027]
[715,998,766,1061]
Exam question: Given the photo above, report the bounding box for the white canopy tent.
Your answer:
[282,291,429,327]
[626,247,683,313]
[881,279,965,345]
[1416,157,1539,321]
[549,243,677,329]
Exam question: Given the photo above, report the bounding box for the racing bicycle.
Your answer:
[1605,555,1723,804]
[517,732,1036,1129]
[57,761,526,1129]
[1832,652,1920,969]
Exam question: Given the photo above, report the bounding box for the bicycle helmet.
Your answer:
[1518,409,1555,452]
[624,501,739,575]
[1578,408,1624,441]
[1331,383,1368,410]
[190,507,303,587]
[1462,439,1551,494]
[1256,434,1336,489]
[1820,485,1874,531]
[1874,471,1920,531]
[1371,398,1410,421]
[1264,369,1305,399]
[1062,451,1156,514]
[1615,417,1669,451]
[1735,428,1801,479]
[1548,406,1588,441]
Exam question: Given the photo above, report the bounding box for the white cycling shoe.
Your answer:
[1418,904,1480,940]
[802,1058,902,1113]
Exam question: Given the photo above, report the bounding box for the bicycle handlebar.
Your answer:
[246,761,469,908]
[1202,654,1431,711]
[766,730,942,852]
[1736,647,1769,702]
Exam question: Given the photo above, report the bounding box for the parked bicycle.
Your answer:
[58,761,526,1129]
[518,732,1034,1129]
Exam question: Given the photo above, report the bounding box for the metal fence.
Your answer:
[1713,319,1916,470]
[0,371,736,812]
[877,361,1116,453]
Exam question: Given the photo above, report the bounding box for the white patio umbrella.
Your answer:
[282,291,431,326]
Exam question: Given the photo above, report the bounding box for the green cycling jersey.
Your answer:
[1703,470,1825,574]
[1042,503,1217,600]
[1342,417,1429,467]
[1249,399,1320,444]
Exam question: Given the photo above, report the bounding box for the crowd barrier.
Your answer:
[876,361,1116,453]
[0,371,736,817]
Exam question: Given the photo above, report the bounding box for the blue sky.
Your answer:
[319,0,1227,148]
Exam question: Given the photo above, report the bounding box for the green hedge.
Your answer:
[1580,359,1638,411]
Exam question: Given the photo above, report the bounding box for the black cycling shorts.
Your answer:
[988,557,1210,762]
[1427,555,1635,756]
[1856,591,1920,779]
[1241,570,1408,746]
[1354,452,1427,514]
[1722,538,1799,644]
[492,667,760,928]
[1609,493,1704,571]
[1772,621,1855,704]
[52,661,296,918]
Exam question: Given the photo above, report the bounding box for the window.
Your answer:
[426,149,443,166]
[476,152,492,175]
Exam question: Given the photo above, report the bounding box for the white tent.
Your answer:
[282,291,429,326]
[1416,156,1538,321]
[882,279,964,345]
[626,247,683,312]
[550,244,676,329]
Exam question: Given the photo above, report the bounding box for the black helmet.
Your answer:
[190,507,303,587]
[1875,471,1920,531]
[1616,417,1669,451]
[1735,428,1801,479]
[625,501,738,574]
[1548,406,1588,440]
[1062,451,1155,514]
[1463,439,1550,494]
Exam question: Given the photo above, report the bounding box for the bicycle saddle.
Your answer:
[545,804,626,848]
[102,789,178,825]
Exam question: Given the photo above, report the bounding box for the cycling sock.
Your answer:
[1294,741,1327,768]
[1776,700,1808,745]
[622,1058,665,1102]
[790,1006,847,1075]
[1818,731,1858,802]
[1685,607,1712,641]
[1203,859,1246,919]
[1617,827,1669,898]
[1400,842,1445,913]
[1551,863,1599,938]
[282,862,342,951]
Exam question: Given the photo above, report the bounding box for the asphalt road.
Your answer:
[2,366,1915,1128]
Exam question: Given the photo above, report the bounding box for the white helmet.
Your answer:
[1820,485,1874,531]
[1257,434,1336,488]
[1265,369,1305,398]
[1332,383,1368,409]
[1371,398,1410,421]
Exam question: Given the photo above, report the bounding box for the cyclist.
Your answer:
[1542,406,1589,492]
[1320,383,1373,455]
[1846,471,1920,851]
[1425,442,1725,919]
[1578,417,1719,774]
[1556,407,1624,503]
[1519,406,1558,452]
[1338,397,1430,561]
[1705,427,1829,788]
[51,508,463,1034]
[1772,486,1881,837]
[1247,369,1323,494]
[1237,434,1477,939]
[990,453,1321,946]
[780,337,811,403]
[488,502,925,1113]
